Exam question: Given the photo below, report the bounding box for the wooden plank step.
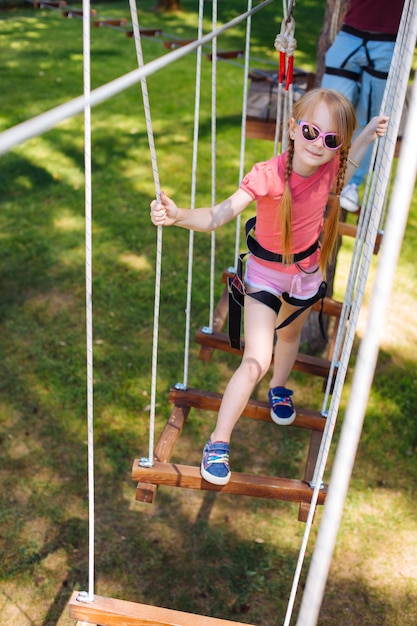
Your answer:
[246,117,276,141]
[207,50,244,61]
[338,221,383,253]
[126,28,163,38]
[62,7,96,17]
[69,591,257,626]
[37,0,67,7]
[195,329,334,379]
[169,386,326,432]
[135,404,190,503]
[132,460,326,504]
[93,18,128,27]
[163,39,195,49]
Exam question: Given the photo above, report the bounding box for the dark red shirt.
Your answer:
[345,0,405,35]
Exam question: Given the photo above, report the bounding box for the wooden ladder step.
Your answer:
[93,18,128,27]
[207,50,244,61]
[338,221,383,253]
[69,591,257,626]
[126,28,163,38]
[62,7,96,17]
[132,460,326,504]
[136,403,190,503]
[163,39,195,49]
[195,329,335,379]
[169,386,326,432]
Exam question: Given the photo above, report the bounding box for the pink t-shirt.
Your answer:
[240,152,339,274]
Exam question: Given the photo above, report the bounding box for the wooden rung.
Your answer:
[169,386,326,432]
[135,403,191,503]
[195,329,334,379]
[198,287,229,361]
[163,39,195,49]
[69,591,257,626]
[93,18,128,27]
[38,0,67,7]
[246,117,277,141]
[62,8,96,17]
[338,221,383,253]
[132,460,327,504]
[126,28,163,38]
[136,481,158,503]
[207,50,244,61]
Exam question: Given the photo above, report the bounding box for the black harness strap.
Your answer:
[324,66,361,83]
[227,218,327,350]
[341,24,397,43]
[245,216,320,264]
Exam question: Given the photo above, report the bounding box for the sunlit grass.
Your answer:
[0,2,416,626]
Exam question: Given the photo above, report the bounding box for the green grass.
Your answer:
[0,2,416,625]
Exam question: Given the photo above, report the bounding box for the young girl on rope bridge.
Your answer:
[150,88,388,486]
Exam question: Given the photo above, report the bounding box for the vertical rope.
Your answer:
[233,0,253,270]
[128,0,162,467]
[82,0,94,604]
[297,40,417,626]
[179,0,205,390]
[274,10,296,155]
[283,3,417,623]
[208,0,218,332]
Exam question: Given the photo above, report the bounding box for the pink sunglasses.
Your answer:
[296,120,342,150]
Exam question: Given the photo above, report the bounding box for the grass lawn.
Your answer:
[0,1,416,625]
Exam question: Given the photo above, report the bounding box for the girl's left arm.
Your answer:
[345,115,389,183]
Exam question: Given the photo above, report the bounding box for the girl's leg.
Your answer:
[270,300,312,388]
[267,301,312,425]
[210,295,277,443]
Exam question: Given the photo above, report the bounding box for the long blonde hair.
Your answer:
[280,88,357,274]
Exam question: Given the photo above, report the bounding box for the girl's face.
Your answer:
[289,102,340,177]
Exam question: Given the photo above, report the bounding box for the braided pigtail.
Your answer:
[280,136,295,265]
[319,147,349,275]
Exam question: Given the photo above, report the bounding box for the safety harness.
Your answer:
[324,24,396,85]
[228,216,327,350]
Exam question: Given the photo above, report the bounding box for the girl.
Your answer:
[150,88,388,486]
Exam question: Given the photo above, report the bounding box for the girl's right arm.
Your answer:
[150,189,253,232]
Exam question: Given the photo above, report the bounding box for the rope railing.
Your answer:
[284,2,417,622]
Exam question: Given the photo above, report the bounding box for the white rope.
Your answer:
[180,0,205,390]
[208,0,218,333]
[297,37,417,626]
[283,3,417,623]
[233,0,253,270]
[81,0,95,605]
[274,14,297,154]
[128,0,162,468]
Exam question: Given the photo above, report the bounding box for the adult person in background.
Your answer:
[321,0,405,212]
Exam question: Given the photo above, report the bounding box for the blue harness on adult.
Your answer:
[227,216,327,350]
[324,24,395,84]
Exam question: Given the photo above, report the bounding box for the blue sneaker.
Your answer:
[200,439,231,485]
[268,386,296,425]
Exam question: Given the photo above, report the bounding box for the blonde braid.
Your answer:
[320,147,349,274]
[280,137,295,265]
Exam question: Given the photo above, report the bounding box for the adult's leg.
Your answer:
[210,295,277,443]
[351,39,395,186]
[321,30,363,104]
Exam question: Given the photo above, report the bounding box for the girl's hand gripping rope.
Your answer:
[150,191,178,227]
[365,115,389,142]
